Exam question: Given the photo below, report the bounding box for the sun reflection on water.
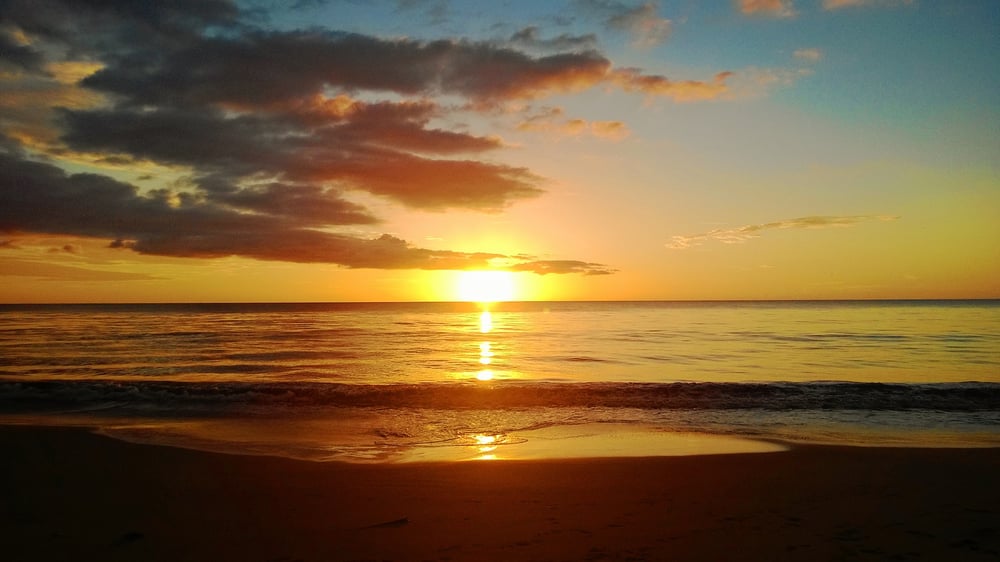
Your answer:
[471,433,502,459]
[479,342,493,365]
[475,309,498,381]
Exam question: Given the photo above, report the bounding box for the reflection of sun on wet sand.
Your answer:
[3,425,998,562]
[400,424,786,463]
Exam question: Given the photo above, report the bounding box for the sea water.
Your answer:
[1,300,998,461]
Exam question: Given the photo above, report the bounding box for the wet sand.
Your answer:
[2,425,998,561]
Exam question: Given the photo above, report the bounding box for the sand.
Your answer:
[2,426,998,561]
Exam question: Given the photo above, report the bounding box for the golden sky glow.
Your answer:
[0,1,997,302]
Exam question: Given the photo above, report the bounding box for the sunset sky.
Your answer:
[1,0,997,302]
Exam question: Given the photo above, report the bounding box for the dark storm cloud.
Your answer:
[0,0,615,275]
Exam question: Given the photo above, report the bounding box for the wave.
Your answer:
[1,380,997,414]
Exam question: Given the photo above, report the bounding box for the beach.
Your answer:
[2,426,998,561]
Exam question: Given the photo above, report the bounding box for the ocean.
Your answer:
[1,300,998,462]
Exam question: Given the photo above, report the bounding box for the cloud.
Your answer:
[589,120,630,140]
[0,64,106,149]
[666,215,900,249]
[606,3,673,47]
[58,100,541,213]
[48,244,79,254]
[507,260,617,275]
[0,259,159,281]
[823,0,913,10]
[0,149,609,274]
[793,48,823,63]
[0,27,44,71]
[724,67,813,99]
[80,31,613,107]
[507,27,599,52]
[516,107,630,140]
[610,69,732,102]
[1,0,775,278]
[737,0,796,17]
[575,1,673,47]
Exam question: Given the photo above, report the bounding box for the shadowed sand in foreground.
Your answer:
[2,426,998,561]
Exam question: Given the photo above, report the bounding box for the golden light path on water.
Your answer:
[453,303,786,462]
[455,269,513,383]
[476,310,494,381]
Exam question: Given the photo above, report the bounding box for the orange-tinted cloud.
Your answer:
[0,150,609,275]
[0,0,764,277]
[737,0,796,18]
[517,107,630,140]
[610,68,733,102]
[590,120,630,140]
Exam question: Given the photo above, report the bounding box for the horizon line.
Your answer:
[2,297,998,307]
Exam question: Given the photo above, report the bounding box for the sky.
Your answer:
[0,0,997,303]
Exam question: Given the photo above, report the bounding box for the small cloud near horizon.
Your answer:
[667,215,900,249]
[0,258,160,281]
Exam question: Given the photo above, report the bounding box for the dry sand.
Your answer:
[2,425,998,561]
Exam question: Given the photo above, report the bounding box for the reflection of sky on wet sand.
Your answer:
[398,424,787,463]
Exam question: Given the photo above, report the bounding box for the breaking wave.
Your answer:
[2,380,997,415]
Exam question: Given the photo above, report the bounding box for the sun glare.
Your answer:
[456,270,516,303]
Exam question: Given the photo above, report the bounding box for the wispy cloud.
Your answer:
[506,27,599,53]
[575,1,673,47]
[737,0,797,18]
[666,215,900,249]
[516,107,630,140]
[793,48,823,63]
[507,260,616,276]
[0,258,159,281]
[610,69,732,102]
[823,0,913,10]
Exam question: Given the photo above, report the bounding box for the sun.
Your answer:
[456,270,516,303]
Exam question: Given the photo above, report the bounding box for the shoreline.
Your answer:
[6,413,996,465]
[3,425,999,561]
